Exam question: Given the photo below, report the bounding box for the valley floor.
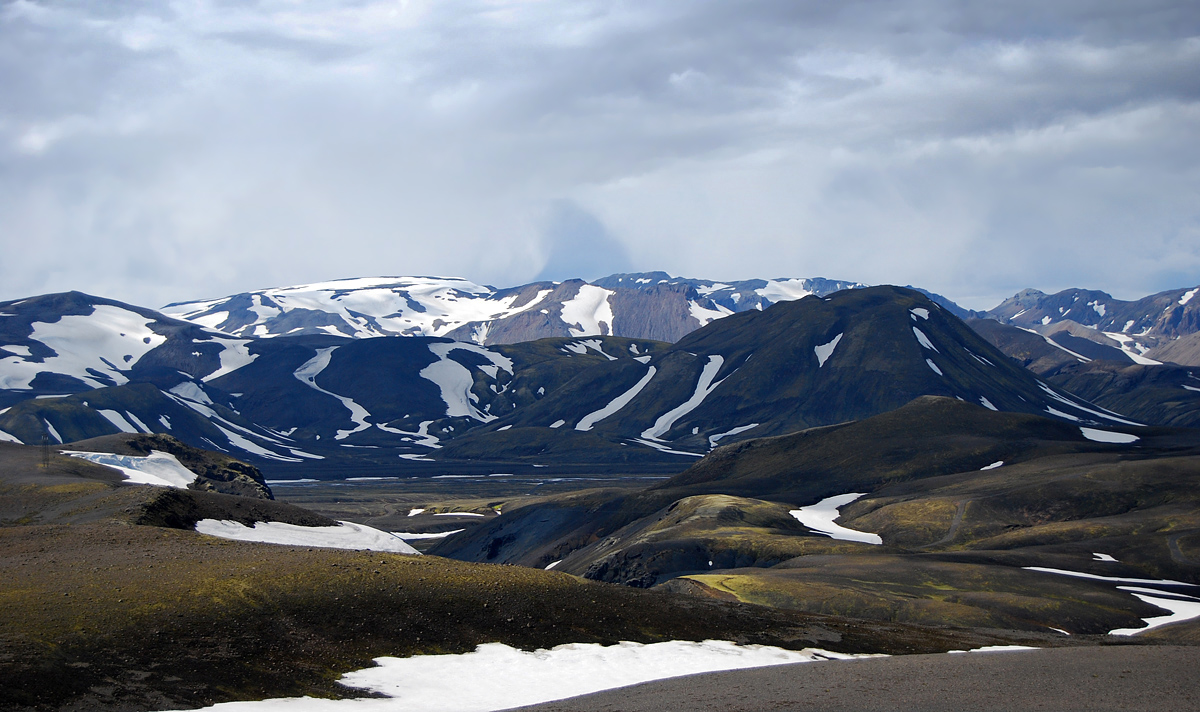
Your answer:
[513,645,1200,712]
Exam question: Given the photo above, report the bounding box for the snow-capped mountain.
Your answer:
[0,292,256,402]
[0,281,1180,471]
[161,273,868,345]
[986,285,1200,364]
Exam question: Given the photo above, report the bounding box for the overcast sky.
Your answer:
[2,1,1198,310]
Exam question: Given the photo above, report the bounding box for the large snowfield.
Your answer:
[163,640,874,712]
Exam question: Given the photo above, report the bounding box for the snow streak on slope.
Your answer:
[0,305,166,390]
[576,366,657,431]
[97,409,141,434]
[708,423,759,449]
[203,339,259,381]
[560,285,615,337]
[1101,332,1161,365]
[641,356,727,440]
[420,343,513,422]
[293,347,372,439]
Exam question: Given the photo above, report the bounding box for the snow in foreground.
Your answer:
[63,450,197,488]
[195,519,419,554]
[164,640,874,712]
[790,493,883,545]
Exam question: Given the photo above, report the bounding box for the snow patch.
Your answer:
[560,285,614,337]
[64,450,197,488]
[203,339,258,382]
[630,438,703,457]
[926,359,943,376]
[1180,288,1198,306]
[1102,332,1161,365]
[978,396,998,411]
[790,493,882,545]
[392,530,463,540]
[814,333,843,368]
[0,429,22,444]
[195,519,419,554]
[1093,553,1118,562]
[1079,427,1139,444]
[909,307,929,320]
[980,461,1004,470]
[688,300,732,326]
[177,641,878,712]
[755,279,815,303]
[421,343,511,422]
[169,381,212,404]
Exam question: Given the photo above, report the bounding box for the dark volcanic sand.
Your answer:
[512,645,1200,712]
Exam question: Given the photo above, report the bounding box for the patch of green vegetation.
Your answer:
[676,554,1164,634]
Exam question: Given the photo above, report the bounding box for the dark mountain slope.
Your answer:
[444,286,1144,464]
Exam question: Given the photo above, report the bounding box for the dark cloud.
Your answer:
[0,0,1198,309]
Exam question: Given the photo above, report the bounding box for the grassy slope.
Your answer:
[0,444,1040,712]
[434,398,1200,634]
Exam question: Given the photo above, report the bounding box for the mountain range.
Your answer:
[1,274,1198,473]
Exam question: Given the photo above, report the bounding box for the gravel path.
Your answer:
[512,645,1200,712]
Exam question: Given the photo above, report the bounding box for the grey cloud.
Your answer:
[0,0,1198,310]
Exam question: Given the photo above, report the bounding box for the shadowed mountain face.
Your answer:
[445,285,1145,460]
[2,285,1149,471]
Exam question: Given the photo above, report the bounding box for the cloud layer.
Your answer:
[2,0,1198,309]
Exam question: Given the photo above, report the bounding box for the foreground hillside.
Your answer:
[0,440,1035,711]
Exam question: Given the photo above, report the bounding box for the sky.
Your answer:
[1,0,1198,311]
